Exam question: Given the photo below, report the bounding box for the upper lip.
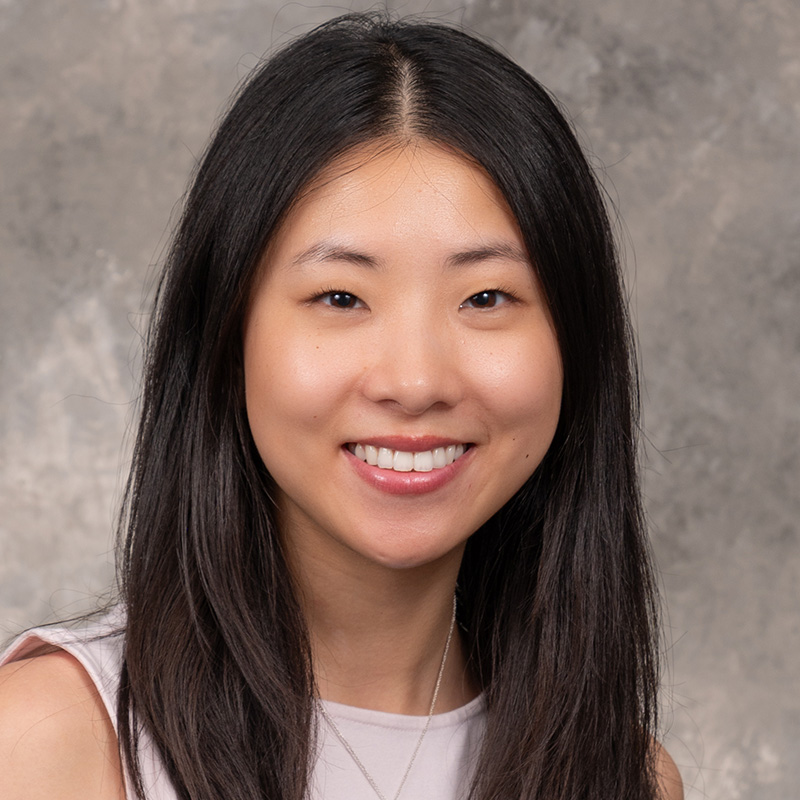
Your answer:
[345,436,471,451]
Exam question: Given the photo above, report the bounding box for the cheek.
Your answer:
[243,323,354,443]
[246,334,311,427]
[472,332,563,448]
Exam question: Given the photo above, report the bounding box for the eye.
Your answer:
[316,290,365,310]
[460,290,513,309]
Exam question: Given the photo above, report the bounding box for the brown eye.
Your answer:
[321,291,364,309]
[461,290,509,309]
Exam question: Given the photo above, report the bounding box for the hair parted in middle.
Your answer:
[118,12,660,800]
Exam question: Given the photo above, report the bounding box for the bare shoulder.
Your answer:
[654,741,684,800]
[0,651,125,800]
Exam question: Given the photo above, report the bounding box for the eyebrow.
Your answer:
[291,242,379,269]
[445,242,530,268]
[289,240,531,270]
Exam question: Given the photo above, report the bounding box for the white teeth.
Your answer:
[413,451,433,472]
[348,443,469,472]
[393,450,414,472]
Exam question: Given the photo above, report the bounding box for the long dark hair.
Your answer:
[118,12,660,799]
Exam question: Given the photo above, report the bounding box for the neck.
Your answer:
[288,547,476,715]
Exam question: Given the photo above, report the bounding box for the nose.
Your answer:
[361,317,463,415]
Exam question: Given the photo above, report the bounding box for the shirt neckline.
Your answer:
[318,692,485,730]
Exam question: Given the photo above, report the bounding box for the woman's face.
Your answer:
[243,142,562,575]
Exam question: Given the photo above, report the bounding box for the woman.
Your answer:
[0,13,682,800]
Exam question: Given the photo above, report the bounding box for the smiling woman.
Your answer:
[245,142,563,577]
[0,12,681,800]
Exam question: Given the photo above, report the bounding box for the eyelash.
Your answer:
[309,286,519,310]
[460,287,518,309]
[310,288,366,309]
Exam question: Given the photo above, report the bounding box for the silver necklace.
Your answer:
[317,595,457,800]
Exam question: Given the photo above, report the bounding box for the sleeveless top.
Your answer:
[1,609,485,799]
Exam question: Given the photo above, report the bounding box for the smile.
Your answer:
[347,443,469,472]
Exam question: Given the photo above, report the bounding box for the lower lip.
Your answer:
[343,445,473,496]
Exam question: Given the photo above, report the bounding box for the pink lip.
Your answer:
[343,443,474,496]
[346,435,468,451]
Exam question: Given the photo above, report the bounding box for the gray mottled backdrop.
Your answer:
[1,1,797,797]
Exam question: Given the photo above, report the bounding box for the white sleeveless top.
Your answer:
[1,610,485,799]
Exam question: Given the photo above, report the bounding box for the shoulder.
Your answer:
[654,741,684,800]
[0,651,125,800]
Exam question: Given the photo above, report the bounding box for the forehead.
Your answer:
[262,139,526,267]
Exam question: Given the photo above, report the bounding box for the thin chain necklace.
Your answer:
[317,594,458,800]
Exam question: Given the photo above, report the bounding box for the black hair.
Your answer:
[118,12,660,799]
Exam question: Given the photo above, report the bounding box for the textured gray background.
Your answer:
[1,1,798,797]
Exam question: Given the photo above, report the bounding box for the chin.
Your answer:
[357,537,467,572]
